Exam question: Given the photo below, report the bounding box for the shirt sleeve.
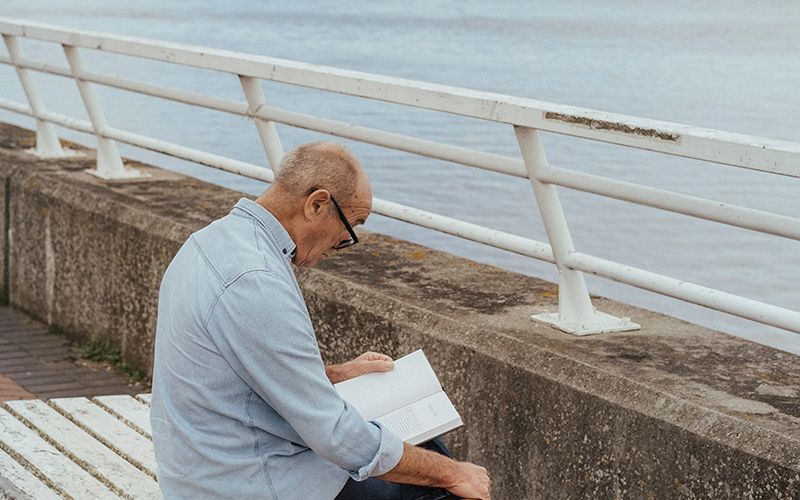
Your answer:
[204,269,404,480]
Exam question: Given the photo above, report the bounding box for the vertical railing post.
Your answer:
[515,126,639,335]
[3,34,75,158]
[239,76,284,172]
[62,44,144,179]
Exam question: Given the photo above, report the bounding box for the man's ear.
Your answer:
[303,189,331,220]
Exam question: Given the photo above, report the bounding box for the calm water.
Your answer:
[1,1,798,353]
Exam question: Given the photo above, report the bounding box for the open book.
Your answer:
[334,350,463,445]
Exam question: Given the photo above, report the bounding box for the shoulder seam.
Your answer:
[190,235,224,284]
[201,268,282,329]
[251,219,270,269]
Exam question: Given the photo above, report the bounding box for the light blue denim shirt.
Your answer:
[150,197,404,499]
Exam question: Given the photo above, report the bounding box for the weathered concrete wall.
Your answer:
[0,123,798,499]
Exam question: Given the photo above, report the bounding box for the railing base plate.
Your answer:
[25,147,84,159]
[532,311,640,336]
[84,167,150,180]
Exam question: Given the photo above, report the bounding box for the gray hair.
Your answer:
[274,142,361,203]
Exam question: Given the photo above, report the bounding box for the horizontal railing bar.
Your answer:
[1,18,798,178]
[0,97,553,263]
[372,199,556,263]
[0,54,247,113]
[103,124,275,183]
[0,53,255,117]
[256,106,528,177]
[0,54,528,178]
[538,166,800,241]
[564,252,800,333]
[0,98,30,116]
[0,97,274,181]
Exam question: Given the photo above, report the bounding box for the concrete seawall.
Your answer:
[0,123,797,498]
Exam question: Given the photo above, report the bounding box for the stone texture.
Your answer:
[0,123,798,498]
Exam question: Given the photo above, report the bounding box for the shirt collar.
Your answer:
[232,198,297,260]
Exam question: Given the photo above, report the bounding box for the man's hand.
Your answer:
[446,461,491,499]
[378,443,491,499]
[325,351,394,384]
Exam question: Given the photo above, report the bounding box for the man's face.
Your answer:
[293,181,372,267]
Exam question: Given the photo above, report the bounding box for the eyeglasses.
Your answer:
[329,195,359,249]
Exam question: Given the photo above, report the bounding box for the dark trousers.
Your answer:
[334,438,460,500]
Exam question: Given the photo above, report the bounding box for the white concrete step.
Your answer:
[0,393,160,499]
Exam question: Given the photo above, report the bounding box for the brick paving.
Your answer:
[0,306,141,402]
[0,374,33,400]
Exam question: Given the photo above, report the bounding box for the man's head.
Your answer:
[256,141,372,267]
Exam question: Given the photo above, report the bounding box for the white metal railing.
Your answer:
[1,18,798,335]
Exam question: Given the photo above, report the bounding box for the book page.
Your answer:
[334,350,443,421]
[375,391,462,444]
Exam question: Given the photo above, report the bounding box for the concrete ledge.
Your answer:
[0,123,797,498]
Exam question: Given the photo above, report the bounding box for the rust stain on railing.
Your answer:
[544,112,681,142]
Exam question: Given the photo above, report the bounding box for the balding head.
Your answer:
[256,141,372,267]
[274,142,364,205]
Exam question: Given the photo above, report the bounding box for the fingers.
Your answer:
[362,359,394,372]
[344,357,394,379]
[360,351,393,362]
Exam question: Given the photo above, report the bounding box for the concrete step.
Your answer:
[0,393,160,499]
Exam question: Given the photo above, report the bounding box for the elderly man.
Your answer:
[150,142,491,499]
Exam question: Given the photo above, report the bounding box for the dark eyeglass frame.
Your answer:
[309,186,359,249]
[330,195,359,249]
